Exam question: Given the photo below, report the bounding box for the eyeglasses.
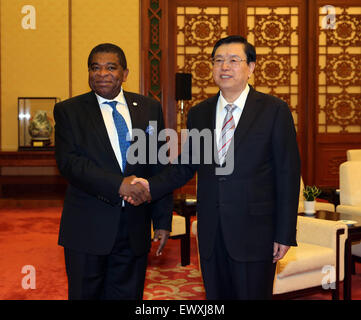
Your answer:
[212,57,247,67]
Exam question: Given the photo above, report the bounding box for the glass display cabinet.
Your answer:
[18,97,59,150]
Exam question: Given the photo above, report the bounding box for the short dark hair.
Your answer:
[211,35,256,63]
[87,43,127,69]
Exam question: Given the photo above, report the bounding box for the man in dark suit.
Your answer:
[54,43,172,300]
[130,35,300,299]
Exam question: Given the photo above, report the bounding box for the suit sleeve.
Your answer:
[148,108,198,202]
[272,101,301,246]
[54,102,123,205]
[148,103,174,231]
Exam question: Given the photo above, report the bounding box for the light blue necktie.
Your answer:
[104,101,130,171]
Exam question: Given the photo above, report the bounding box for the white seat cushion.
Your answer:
[191,220,197,236]
[151,214,185,238]
[170,214,186,236]
[277,242,334,279]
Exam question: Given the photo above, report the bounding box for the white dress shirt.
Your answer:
[96,88,132,171]
[215,84,250,152]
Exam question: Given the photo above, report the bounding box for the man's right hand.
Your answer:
[119,175,151,206]
[122,177,150,206]
[131,177,150,192]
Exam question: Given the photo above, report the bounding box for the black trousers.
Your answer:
[64,211,148,300]
[200,224,276,300]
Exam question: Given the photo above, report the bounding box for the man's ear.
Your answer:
[248,61,255,78]
[122,68,129,82]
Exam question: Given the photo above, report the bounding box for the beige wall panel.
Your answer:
[71,0,140,96]
[1,0,69,150]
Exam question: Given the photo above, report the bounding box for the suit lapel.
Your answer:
[206,94,219,133]
[204,94,219,166]
[123,91,145,131]
[123,91,147,175]
[85,91,122,172]
[231,86,262,152]
[207,90,262,165]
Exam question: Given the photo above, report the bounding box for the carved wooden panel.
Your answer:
[314,3,361,188]
[176,5,230,132]
[141,0,361,191]
[315,142,348,188]
[174,4,233,195]
[247,6,301,133]
[318,5,361,134]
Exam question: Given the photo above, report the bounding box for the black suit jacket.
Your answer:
[54,91,172,256]
[149,87,300,262]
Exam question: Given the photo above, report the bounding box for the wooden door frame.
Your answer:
[140,0,174,129]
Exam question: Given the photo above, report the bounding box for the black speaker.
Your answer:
[175,73,192,100]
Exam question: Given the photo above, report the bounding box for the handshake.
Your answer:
[118,175,151,206]
[119,175,170,256]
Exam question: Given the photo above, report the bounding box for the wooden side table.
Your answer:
[173,194,197,266]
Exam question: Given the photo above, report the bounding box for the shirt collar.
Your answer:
[219,84,250,112]
[96,88,127,107]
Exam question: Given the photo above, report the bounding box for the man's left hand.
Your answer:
[153,229,170,256]
[273,242,290,263]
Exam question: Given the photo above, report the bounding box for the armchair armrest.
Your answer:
[336,205,361,216]
[297,216,347,251]
[274,216,347,296]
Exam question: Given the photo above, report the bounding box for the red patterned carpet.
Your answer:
[0,207,205,300]
[0,207,67,300]
[144,243,205,300]
[0,206,360,300]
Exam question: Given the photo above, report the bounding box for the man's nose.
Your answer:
[98,67,110,76]
[221,60,231,69]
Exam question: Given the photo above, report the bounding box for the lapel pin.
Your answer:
[132,102,138,107]
[146,125,155,136]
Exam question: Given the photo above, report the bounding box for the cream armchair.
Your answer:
[347,149,361,161]
[192,215,347,299]
[336,161,361,216]
[336,161,361,262]
[273,216,347,299]
[298,177,335,213]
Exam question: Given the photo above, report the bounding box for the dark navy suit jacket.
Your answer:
[54,91,172,256]
[149,86,300,262]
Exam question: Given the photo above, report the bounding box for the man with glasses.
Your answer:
[130,35,300,299]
